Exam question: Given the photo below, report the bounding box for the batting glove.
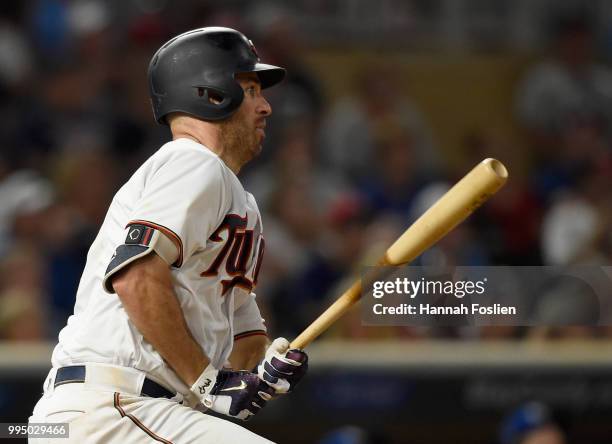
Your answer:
[191,366,274,421]
[257,337,308,394]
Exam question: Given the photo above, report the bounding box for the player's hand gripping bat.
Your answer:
[290,158,508,349]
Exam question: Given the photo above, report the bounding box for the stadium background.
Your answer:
[1,0,612,442]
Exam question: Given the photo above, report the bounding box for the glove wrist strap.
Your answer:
[190,363,219,402]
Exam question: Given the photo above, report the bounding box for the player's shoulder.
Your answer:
[157,138,220,162]
[149,138,228,177]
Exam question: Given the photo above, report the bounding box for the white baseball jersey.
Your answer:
[51,138,267,396]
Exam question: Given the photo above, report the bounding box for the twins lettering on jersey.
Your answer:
[201,214,265,295]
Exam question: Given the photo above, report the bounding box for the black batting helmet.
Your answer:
[148,27,285,124]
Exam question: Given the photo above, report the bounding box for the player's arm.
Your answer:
[229,334,268,370]
[229,293,308,394]
[111,252,273,420]
[105,224,273,420]
[229,294,269,370]
[111,252,208,386]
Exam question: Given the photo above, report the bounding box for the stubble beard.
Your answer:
[219,113,261,167]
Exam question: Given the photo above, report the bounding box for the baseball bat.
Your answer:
[290,158,508,349]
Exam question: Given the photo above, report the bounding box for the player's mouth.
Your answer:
[256,121,266,139]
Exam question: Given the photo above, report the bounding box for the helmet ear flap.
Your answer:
[196,87,230,106]
[192,86,239,119]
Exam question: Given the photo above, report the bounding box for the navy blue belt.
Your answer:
[54,365,175,399]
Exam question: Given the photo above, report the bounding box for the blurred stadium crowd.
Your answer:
[1,0,612,345]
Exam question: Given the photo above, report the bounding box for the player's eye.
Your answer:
[245,86,257,97]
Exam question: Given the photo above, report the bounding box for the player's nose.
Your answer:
[257,96,272,116]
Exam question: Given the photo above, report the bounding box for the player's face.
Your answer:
[220,73,271,163]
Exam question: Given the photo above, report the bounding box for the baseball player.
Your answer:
[29,27,308,443]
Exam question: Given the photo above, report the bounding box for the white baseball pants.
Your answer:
[28,366,274,444]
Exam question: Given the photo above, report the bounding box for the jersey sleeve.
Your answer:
[103,148,230,293]
[233,293,267,340]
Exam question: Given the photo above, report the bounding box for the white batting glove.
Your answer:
[257,337,308,394]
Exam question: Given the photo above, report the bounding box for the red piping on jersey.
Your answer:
[143,227,154,246]
[234,330,267,341]
[113,392,174,444]
[127,220,183,267]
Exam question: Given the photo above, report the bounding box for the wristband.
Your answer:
[190,364,219,401]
